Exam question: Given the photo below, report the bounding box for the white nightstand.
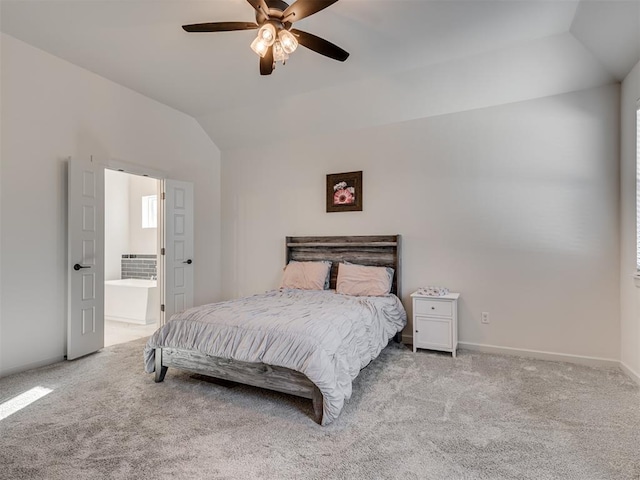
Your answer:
[411,291,460,357]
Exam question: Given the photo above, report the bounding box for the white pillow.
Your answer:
[336,262,393,296]
[279,261,332,290]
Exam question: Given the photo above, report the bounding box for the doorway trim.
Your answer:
[107,158,168,181]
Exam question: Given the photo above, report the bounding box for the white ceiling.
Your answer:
[2,0,639,150]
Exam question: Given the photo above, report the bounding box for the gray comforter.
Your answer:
[143,289,406,425]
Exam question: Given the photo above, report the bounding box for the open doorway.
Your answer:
[104,169,161,347]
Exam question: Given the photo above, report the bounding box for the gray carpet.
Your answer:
[1,339,639,480]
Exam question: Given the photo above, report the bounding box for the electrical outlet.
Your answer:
[481,312,490,324]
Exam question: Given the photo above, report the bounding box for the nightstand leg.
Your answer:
[452,349,456,358]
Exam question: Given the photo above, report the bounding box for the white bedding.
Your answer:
[143,289,406,425]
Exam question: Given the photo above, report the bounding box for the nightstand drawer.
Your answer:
[414,298,452,317]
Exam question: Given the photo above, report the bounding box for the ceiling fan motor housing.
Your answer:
[257,0,291,24]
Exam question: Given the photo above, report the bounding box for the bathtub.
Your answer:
[105,279,159,325]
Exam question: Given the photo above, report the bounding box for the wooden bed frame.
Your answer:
[154,235,402,424]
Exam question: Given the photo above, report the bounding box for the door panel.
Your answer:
[68,157,105,360]
[163,179,194,321]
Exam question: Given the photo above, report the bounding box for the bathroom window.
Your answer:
[142,195,157,229]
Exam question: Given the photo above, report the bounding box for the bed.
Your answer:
[144,235,406,425]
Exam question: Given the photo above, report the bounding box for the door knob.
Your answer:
[73,264,91,271]
[183,259,193,265]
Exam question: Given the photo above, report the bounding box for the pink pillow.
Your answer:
[336,263,393,296]
[279,261,331,290]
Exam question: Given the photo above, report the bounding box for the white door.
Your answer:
[67,157,105,360]
[162,179,194,321]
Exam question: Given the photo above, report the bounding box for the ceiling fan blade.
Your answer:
[291,29,349,62]
[246,0,270,16]
[182,22,258,33]
[283,0,339,22]
[260,46,274,75]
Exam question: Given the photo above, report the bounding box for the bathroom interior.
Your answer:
[104,169,161,347]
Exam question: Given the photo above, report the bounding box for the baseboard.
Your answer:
[620,361,640,386]
[457,342,619,368]
[105,315,156,326]
[0,355,65,379]
[402,333,619,368]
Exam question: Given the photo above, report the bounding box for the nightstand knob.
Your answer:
[431,306,435,310]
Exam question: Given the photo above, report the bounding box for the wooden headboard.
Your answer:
[285,235,402,297]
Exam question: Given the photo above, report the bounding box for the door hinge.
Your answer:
[161,247,165,255]
[161,192,166,200]
[161,304,165,312]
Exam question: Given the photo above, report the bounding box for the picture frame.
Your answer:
[326,171,363,213]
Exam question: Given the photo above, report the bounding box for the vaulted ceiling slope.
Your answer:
[2,1,638,151]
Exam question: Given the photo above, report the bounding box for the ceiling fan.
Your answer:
[182,0,349,76]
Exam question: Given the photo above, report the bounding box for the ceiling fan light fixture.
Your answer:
[250,36,269,57]
[257,23,277,46]
[273,40,289,63]
[278,29,298,54]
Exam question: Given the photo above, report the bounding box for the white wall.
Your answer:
[221,84,620,361]
[104,169,130,281]
[0,33,222,377]
[620,60,640,382]
[127,174,158,255]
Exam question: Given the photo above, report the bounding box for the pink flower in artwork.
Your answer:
[334,187,355,205]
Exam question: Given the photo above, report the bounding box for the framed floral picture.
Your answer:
[326,171,363,212]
